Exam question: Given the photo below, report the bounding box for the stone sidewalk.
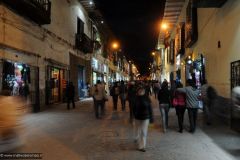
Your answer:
[9,96,240,160]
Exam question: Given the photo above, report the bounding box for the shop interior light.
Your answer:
[187,59,192,64]
[89,1,93,5]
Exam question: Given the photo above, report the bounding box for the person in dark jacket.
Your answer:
[66,82,75,110]
[110,82,120,111]
[127,81,136,123]
[158,81,170,133]
[119,80,127,111]
[133,86,153,152]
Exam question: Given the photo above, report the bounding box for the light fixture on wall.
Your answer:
[218,41,221,48]
[89,1,94,5]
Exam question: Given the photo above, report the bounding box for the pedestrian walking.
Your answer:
[119,80,127,111]
[153,81,160,99]
[110,82,120,111]
[172,82,186,133]
[201,80,218,125]
[127,81,137,123]
[158,81,171,133]
[177,79,200,133]
[133,86,153,152]
[92,80,107,119]
[66,82,75,110]
[145,82,152,97]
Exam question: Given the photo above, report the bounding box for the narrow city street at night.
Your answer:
[1,0,240,159]
[10,97,239,160]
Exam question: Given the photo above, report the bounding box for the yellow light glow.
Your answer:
[161,23,168,30]
[112,42,119,49]
[152,52,155,56]
[188,56,191,59]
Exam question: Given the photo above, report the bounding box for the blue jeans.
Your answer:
[159,103,170,132]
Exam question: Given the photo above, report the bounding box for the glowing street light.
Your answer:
[152,52,156,56]
[112,42,119,50]
[161,23,168,30]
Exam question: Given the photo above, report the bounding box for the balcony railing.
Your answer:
[1,0,51,24]
[193,0,228,8]
[75,33,93,53]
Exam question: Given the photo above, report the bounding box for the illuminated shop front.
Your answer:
[2,61,30,96]
[185,54,206,88]
[46,64,68,104]
[0,59,39,112]
[91,58,106,84]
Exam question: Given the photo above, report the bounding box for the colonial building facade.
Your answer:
[0,0,130,112]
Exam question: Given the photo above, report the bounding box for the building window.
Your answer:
[77,17,84,35]
[231,60,240,90]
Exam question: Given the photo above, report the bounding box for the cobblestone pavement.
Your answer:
[11,96,239,160]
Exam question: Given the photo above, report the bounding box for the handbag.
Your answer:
[172,98,178,107]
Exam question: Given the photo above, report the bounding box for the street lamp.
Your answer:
[112,42,119,50]
[161,22,168,30]
[152,52,156,56]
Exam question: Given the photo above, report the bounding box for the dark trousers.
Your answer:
[154,89,158,99]
[120,94,126,111]
[175,107,186,131]
[67,97,75,109]
[187,108,198,132]
[94,100,104,118]
[129,100,134,121]
[112,96,118,111]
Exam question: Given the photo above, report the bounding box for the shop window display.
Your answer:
[2,61,30,96]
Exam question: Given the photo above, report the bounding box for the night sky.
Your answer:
[95,0,166,75]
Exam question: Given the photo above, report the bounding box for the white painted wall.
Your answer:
[192,0,240,97]
[0,0,93,106]
[167,0,240,98]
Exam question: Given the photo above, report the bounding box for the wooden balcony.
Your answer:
[193,0,228,8]
[1,0,51,25]
[75,33,93,53]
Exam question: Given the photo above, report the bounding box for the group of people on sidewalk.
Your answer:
[106,79,218,152]
[66,78,218,152]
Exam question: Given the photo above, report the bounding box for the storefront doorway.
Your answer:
[78,65,86,98]
[46,66,65,104]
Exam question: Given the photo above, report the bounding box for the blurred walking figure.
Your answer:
[133,87,153,152]
[172,82,186,133]
[127,81,137,123]
[177,79,200,133]
[153,81,160,99]
[201,80,217,125]
[92,80,107,119]
[0,95,26,152]
[119,80,127,111]
[144,82,152,97]
[158,81,171,133]
[66,82,75,110]
[110,82,120,111]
